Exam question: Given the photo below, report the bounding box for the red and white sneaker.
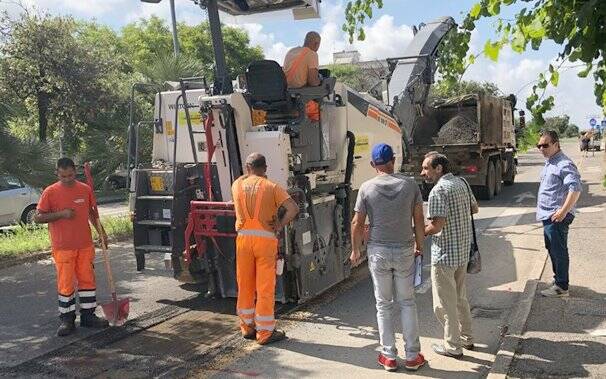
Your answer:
[378,353,398,372]
[405,352,426,371]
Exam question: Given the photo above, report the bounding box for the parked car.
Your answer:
[104,169,128,190]
[0,174,41,226]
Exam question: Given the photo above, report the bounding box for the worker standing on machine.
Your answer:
[232,153,299,344]
[283,31,322,121]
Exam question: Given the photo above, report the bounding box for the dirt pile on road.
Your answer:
[434,114,478,144]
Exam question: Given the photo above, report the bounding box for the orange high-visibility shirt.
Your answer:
[231,175,291,232]
[283,46,319,88]
[37,181,94,250]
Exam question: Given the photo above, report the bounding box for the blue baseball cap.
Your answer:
[371,143,394,165]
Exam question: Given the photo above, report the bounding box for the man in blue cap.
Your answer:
[350,143,426,372]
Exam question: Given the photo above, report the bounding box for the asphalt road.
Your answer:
[0,143,583,377]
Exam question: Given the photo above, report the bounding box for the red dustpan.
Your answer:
[84,163,130,326]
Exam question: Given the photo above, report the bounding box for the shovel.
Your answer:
[83,162,130,326]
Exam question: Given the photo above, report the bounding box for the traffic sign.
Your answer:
[589,118,597,127]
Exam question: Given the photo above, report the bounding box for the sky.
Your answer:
[3,0,603,128]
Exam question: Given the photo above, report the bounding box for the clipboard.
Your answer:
[414,254,423,288]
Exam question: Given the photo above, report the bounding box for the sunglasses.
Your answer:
[536,143,551,149]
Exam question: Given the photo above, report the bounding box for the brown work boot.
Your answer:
[57,319,76,337]
[80,313,109,328]
[257,330,286,345]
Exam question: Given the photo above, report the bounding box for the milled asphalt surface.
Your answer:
[2,142,602,378]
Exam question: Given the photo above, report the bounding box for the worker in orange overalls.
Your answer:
[283,31,322,121]
[232,153,299,344]
[35,158,109,337]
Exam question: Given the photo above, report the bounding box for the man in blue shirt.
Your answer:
[536,130,581,297]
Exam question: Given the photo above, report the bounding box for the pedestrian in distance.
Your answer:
[421,152,477,358]
[580,131,591,158]
[34,157,110,337]
[350,143,427,372]
[232,153,299,345]
[536,130,581,297]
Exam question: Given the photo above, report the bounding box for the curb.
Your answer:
[0,237,131,271]
[0,250,52,270]
[487,254,548,378]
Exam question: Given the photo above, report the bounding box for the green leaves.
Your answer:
[483,40,501,61]
[343,0,384,43]
[470,3,482,18]
[439,0,606,123]
[548,64,559,86]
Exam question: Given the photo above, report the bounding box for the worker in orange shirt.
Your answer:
[232,153,299,344]
[283,31,322,121]
[35,158,109,337]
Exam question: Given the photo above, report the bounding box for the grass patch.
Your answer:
[0,216,133,260]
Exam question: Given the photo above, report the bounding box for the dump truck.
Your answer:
[400,93,517,200]
[127,0,457,303]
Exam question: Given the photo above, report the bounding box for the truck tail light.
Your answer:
[462,165,478,174]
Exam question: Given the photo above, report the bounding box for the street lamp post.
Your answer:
[140,0,180,58]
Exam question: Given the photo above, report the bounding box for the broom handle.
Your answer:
[96,218,117,300]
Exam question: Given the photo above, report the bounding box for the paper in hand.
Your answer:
[414,254,423,288]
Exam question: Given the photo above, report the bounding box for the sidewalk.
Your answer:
[503,150,606,378]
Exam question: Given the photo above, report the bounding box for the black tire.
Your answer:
[479,162,496,200]
[494,160,503,196]
[135,251,146,271]
[20,205,37,224]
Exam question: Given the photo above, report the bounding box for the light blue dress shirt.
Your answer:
[536,151,582,221]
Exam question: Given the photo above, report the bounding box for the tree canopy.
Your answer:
[0,10,263,186]
[344,0,606,123]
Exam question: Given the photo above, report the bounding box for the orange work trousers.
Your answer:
[236,233,278,342]
[52,245,97,319]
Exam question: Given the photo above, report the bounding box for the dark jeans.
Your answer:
[542,213,574,290]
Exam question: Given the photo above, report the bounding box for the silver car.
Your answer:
[0,175,41,226]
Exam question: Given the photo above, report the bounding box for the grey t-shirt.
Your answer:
[354,173,422,246]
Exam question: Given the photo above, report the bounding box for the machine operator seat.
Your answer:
[245,60,300,124]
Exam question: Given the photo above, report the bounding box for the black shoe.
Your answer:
[80,313,109,328]
[57,319,76,337]
[243,330,256,340]
[257,330,286,345]
[431,343,463,358]
[462,343,475,350]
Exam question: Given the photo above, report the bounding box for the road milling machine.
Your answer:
[127,0,456,303]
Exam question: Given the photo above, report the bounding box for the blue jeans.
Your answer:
[367,244,421,360]
[543,213,574,290]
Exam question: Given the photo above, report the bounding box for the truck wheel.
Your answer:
[135,250,146,271]
[494,161,503,196]
[479,162,496,200]
[504,159,516,186]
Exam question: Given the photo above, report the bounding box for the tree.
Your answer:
[0,97,54,187]
[430,80,501,99]
[0,14,121,146]
[327,64,365,91]
[122,17,264,81]
[343,1,606,123]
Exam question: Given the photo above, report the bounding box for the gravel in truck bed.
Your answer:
[434,114,478,144]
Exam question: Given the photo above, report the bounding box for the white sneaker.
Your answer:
[541,284,569,298]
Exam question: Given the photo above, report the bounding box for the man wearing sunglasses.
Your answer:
[536,130,581,297]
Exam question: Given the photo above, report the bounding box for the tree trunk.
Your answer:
[37,91,49,142]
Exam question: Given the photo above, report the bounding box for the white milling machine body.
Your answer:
[129,0,455,303]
